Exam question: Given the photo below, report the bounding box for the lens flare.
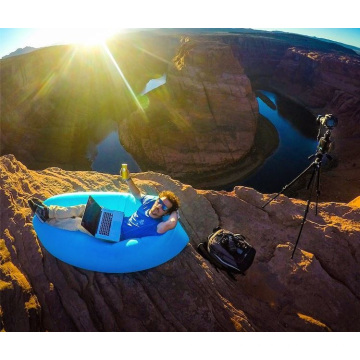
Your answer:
[102,44,144,113]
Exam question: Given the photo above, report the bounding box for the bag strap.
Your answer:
[196,242,222,273]
[196,242,238,280]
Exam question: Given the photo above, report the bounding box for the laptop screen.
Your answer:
[81,196,102,236]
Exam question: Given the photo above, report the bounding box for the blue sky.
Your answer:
[0,28,123,58]
[1,1,359,58]
[258,28,360,49]
[1,28,359,59]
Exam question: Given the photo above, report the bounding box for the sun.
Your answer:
[69,28,122,46]
[27,28,124,49]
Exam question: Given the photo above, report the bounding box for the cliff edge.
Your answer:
[1,154,359,331]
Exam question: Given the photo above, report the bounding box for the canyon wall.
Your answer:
[119,31,360,200]
[1,32,259,186]
[1,30,359,201]
[1,154,359,331]
[228,33,360,202]
[271,48,360,202]
[0,33,176,170]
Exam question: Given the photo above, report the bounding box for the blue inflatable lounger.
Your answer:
[33,192,189,273]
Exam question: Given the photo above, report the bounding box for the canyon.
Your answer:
[118,37,258,184]
[228,31,360,202]
[1,30,359,202]
[1,31,360,331]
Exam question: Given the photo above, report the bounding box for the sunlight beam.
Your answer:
[102,44,144,113]
[133,44,172,66]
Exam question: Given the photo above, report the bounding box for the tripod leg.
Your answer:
[291,167,317,259]
[262,162,315,209]
[315,164,321,215]
[306,165,316,190]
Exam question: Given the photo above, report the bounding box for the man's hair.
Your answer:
[159,190,180,213]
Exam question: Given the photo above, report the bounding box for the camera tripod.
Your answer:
[262,127,334,258]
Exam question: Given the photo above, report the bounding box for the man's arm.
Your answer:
[123,173,142,200]
[157,211,179,234]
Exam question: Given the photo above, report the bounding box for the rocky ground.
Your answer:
[1,154,359,331]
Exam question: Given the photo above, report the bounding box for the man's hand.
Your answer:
[120,166,131,180]
[157,210,179,234]
[121,170,142,199]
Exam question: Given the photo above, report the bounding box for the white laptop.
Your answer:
[81,196,124,242]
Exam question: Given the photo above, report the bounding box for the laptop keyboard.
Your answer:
[99,212,113,236]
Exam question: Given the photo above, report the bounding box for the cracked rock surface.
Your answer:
[1,154,359,331]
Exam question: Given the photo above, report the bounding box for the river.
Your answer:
[86,75,166,175]
[88,90,319,193]
[232,90,319,193]
[87,122,141,175]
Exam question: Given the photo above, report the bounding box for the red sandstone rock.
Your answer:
[1,154,359,331]
[231,36,360,203]
[271,49,360,203]
[118,38,258,180]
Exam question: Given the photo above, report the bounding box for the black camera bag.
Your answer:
[197,227,256,280]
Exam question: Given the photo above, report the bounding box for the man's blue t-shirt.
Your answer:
[120,195,162,240]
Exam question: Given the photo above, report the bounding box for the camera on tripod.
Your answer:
[262,113,339,258]
[317,131,333,155]
[315,114,338,154]
[316,114,338,130]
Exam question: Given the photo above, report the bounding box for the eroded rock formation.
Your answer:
[118,37,258,183]
[1,154,359,331]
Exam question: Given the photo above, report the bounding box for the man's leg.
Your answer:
[29,198,90,234]
[48,205,91,235]
[48,204,86,220]
[47,204,89,233]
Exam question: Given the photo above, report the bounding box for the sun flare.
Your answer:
[71,29,121,46]
[27,28,123,48]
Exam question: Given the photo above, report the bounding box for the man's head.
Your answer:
[149,191,180,218]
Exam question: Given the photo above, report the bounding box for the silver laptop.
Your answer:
[81,196,124,242]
